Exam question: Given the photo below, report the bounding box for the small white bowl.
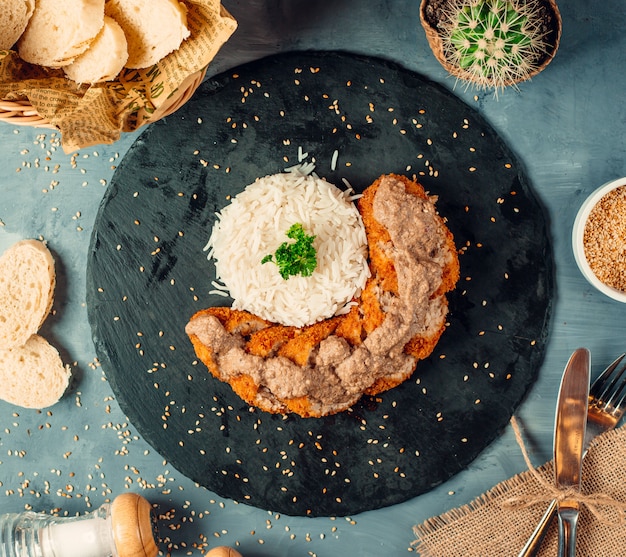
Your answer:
[572,176,626,302]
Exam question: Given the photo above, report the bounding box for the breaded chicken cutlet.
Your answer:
[186,174,460,417]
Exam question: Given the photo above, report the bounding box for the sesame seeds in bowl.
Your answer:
[572,176,626,302]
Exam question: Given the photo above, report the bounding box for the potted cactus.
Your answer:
[420,0,562,92]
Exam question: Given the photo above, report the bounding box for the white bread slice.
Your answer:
[18,0,105,67]
[0,239,55,350]
[64,15,128,83]
[0,0,35,51]
[105,0,190,69]
[0,334,70,408]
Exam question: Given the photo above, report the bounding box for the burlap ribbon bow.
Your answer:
[413,418,626,556]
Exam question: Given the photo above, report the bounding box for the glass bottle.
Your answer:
[0,493,158,557]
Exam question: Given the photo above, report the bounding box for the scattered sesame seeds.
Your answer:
[10,53,540,538]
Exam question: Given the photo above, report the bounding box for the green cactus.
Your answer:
[441,0,550,90]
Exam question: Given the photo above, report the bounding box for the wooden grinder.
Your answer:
[110,494,159,557]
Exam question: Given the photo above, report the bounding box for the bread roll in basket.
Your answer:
[0,0,236,151]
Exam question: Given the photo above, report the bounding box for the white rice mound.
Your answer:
[206,170,370,327]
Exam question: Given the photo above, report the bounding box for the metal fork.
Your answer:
[518,353,626,557]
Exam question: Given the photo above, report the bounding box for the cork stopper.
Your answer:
[110,493,159,557]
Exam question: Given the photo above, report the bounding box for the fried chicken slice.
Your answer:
[186,174,460,417]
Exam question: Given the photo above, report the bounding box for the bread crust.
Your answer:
[0,239,56,350]
[17,0,105,67]
[187,174,460,417]
[0,0,34,51]
[0,240,70,409]
[63,16,128,84]
[105,0,190,69]
[0,334,70,409]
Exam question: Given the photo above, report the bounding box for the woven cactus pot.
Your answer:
[420,0,562,90]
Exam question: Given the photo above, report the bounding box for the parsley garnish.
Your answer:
[262,223,317,280]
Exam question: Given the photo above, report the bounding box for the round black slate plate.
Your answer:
[86,51,553,517]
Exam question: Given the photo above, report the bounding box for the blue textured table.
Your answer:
[0,1,625,555]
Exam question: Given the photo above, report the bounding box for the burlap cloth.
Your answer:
[413,418,626,556]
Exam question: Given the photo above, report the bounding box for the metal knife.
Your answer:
[553,347,590,557]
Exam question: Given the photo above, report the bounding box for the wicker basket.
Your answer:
[0,99,53,128]
[420,0,562,89]
[0,68,207,131]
